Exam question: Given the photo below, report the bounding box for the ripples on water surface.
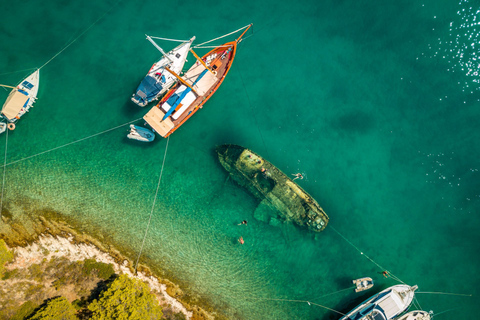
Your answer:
[0,0,479,318]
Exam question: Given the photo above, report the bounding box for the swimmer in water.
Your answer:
[292,173,304,180]
[238,236,244,244]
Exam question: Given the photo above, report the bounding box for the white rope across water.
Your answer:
[0,129,8,218]
[1,118,141,168]
[134,136,170,274]
[417,291,473,297]
[39,0,123,70]
[247,297,345,316]
[330,226,406,284]
[193,24,251,48]
[0,68,38,77]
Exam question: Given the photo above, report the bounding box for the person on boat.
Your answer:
[292,173,304,180]
[238,236,244,244]
[261,167,267,173]
[238,220,248,226]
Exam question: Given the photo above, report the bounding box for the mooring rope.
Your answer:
[330,226,406,284]
[309,286,355,302]
[0,129,8,218]
[0,118,141,168]
[247,297,345,316]
[417,291,473,297]
[39,0,123,70]
[0,68,38,77]
[134,136,170,274]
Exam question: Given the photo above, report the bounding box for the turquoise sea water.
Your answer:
[1,0,479,318]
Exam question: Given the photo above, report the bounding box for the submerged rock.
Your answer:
[216,144,329,232]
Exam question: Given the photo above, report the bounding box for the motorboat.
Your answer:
[353,277,374,292]
[340,284,418,320]
[127,124,155,142]
[395,310,431,320]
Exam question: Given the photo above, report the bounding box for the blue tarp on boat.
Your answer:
[133,75,164,104]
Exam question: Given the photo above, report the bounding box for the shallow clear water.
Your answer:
[1,0,479,318]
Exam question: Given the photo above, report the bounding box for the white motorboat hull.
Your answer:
[395,310,431,320]
[127,124,155,142]
[340,284,418,320]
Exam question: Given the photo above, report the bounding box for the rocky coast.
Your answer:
[0,211,221,320]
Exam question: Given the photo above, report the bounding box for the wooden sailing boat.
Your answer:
[144,24,252,137]
[1,69,40,129]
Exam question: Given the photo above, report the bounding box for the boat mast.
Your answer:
[0,84,15,89]
[236,23,252,43]
[164,67,198,95]
[189,49,215,75]
[146,35,173,63]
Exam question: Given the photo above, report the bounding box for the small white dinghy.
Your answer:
[353,277,374,292]
[395,311,431,320]
[1,69,40,124]
[127,124,155,142]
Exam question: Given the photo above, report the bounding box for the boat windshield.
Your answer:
[362,310,386,320]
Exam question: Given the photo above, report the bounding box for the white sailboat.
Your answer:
[1,69,40,128]
[340,284,418,320]
[131,36,195,107]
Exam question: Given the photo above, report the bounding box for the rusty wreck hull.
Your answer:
[216,144,329,232]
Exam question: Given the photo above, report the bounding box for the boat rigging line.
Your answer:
[38,0,123,70]
[330,226,406,285]
[147,36,190,43]
[134,136,170,274]
[246,297,345,316]
[193,24,252,48]
[0,130,8,219]
[0,118,142,168]
[0,68,39,77]
[416,291,473,297]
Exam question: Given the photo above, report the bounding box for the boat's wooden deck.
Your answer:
[172,50,233,126]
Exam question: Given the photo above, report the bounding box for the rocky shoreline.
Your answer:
[0,212,222,320]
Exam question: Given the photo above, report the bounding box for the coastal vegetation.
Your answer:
[0,242,168,319]
[0,219,196,320]
[0,211,218,320]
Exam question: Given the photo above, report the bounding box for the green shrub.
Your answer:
[29,296,77,320]
[11,301,39,320]
[28,264,43,282]
[0,239,13,278]
[88,274,162,320]
[82,259,114,280]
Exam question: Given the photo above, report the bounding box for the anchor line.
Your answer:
[330,226,406,284]
[0,129,8,218]
[246,297,345,316]
[1,118,142,168]
[134,136,170,274]
[416,291,473,297]
[39,0,123,70]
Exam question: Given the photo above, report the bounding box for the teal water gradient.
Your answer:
[1,0,479,318]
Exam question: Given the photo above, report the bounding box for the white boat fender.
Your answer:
[7,123,15,130]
